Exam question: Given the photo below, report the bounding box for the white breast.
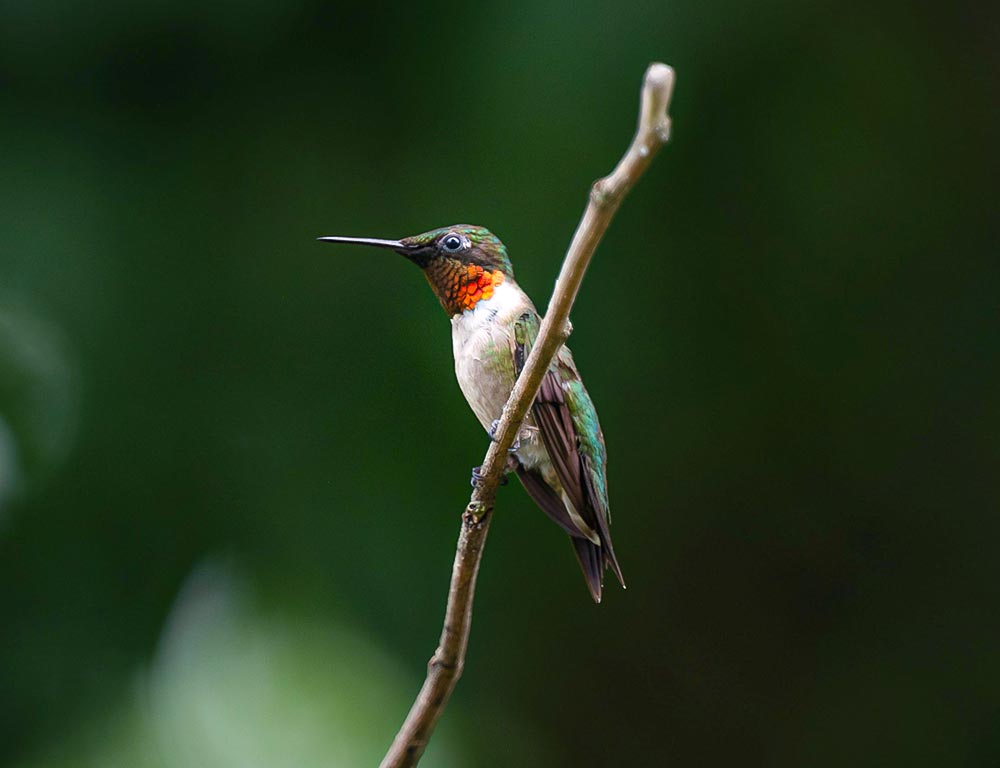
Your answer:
[450,281,532,433]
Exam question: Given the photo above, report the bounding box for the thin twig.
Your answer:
[379,62,676,768]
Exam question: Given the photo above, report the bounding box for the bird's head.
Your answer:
[319,224,513,316]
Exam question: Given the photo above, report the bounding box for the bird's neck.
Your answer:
[423,257,508,316]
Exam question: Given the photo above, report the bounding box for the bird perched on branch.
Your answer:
[319,225,624,602]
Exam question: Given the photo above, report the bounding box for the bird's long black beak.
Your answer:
[317,234,430,266]
[316,236,408,252]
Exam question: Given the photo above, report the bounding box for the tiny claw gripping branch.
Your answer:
[379,62,676,768]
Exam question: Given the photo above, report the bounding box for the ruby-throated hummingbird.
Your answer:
[319,225,624,602]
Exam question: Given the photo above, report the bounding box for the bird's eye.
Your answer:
[441,234,464,252]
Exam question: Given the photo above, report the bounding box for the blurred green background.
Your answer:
[1,1,996,766]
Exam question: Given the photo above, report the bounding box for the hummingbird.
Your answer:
[319,225,624,602]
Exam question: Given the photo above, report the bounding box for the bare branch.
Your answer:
[379,62,676,768]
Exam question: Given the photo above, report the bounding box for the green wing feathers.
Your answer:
[511,312,624,601]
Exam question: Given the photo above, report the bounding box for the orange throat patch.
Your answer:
[426,260,506,315]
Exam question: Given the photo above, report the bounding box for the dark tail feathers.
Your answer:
[571,537,626,603]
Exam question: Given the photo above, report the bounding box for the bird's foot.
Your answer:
[471,465,509,488]
[489,419,521,452]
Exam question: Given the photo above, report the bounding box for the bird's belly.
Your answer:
[453,326,517,433]
[451,282,548,468]
[452,323,550,473]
